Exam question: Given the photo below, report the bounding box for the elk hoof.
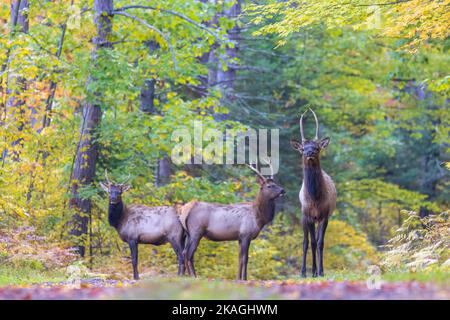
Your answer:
[301,272,307,278]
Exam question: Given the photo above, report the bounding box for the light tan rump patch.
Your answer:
[176,200,198,231]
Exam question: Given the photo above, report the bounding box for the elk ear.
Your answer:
[121,184,131,193]
[100,182,109,192]
[319,137,330,149]
[256,175,265,186]
[290,139,303,153]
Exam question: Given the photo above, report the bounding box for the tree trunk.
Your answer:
[216,0,241,100]
[27,2,72,203]
[6,0,29,160]
[157,155,172,186]
[139,40,159,114]
[69,0,113,257]
[139,79,156,114]
[205,1,219,91]
[137,41,173,185]
[8,0,29,109]
[10,0,29,32]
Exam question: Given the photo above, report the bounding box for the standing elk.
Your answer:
[290,109,336,277]
[100,171,186,280]
[179,160,285,280]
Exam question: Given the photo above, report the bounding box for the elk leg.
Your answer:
[183,233,190,275]
[169,238,185,276]
[129,240,139,280]
[179,233,186,276]
[308,222,317,277]
[240,238,251,281]
[317,218,329,277]
[301,218,309,278]
[176,248,185,276]
[186,235,201,278]
[237,239,243,280]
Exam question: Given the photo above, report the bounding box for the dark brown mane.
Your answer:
[254,192,276,227]
[108,201,124,229]
[303,160,325,201]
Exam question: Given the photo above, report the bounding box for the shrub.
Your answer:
[133,214,377,280]
[382,210,450,272]
[0,227,77,270]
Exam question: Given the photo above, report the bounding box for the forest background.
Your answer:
[0,0,448,288]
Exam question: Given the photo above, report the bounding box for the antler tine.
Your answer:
[261,157,274,179]
[299,109,307,142]
[246,163,266,182]
[104,169,112,186]
[120,173,131,186]
[309,107,319,140]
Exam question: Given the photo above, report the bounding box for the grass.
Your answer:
[277,270,450,284]
[0,263,448,288]
[119,278,284,300]
[279,270,368,282]
[382,270,450,284]
[0,265,66,287]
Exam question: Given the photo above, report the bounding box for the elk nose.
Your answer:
[280,188,286,194]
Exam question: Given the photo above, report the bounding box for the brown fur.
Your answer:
[102,182,186,280]
[291,110,337,278]
[176,200,199,231]
[182,179,285,280]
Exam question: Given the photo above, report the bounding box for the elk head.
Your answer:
[100,170,131,204]
[290,108,330,164]
[247,159,285,200]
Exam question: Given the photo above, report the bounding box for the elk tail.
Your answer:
[176,200,198,232]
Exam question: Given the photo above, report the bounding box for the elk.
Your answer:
[290,109,336,277]
[179,160,285,280]
[100,171,185,280]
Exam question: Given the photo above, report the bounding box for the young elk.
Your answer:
[290,109,336,277]
[179,161,285,280]
[100,171,185,280]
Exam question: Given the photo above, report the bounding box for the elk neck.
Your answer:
[108,200,125,229]
[253,192,276,228]
[303,157,325,202]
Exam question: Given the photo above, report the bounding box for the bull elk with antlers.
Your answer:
[179,160,285,280]
[290,109,337,277]
[100,171,186,280]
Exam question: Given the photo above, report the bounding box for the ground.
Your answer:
[0,272,449,300]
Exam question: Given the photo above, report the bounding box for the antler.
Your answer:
[309,107,319,140]
[261,157,274,179]
[120,173,131,186]
[246,163,266,182]
[104,169,112,186]
[104,170,132,186]
[299,108,320,141]
[299,109,307,142]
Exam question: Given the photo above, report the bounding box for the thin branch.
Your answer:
[326,0,412,10]
[352,0,412,7]
[234,93,280,104]
[26,33,70,67]
[114,5,225,43]
[113,11,178,70]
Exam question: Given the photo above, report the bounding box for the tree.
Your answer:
[4,0,29,160]
[215,0,242,101]
[69,0,114,257]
